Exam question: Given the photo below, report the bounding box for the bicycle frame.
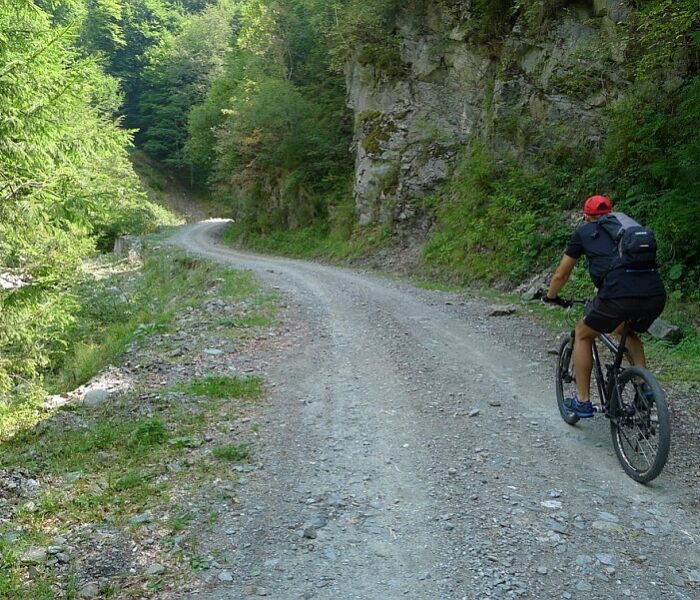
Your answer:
[590,326,631,419]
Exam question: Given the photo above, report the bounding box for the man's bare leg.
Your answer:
[613,323,646,367]
[573,320,599,403]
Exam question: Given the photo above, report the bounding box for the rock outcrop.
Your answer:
[346,1,632,226]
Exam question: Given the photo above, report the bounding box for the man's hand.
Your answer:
[541,295,571,308]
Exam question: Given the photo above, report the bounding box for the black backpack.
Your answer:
[597,212,658,272]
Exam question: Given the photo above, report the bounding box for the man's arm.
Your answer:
[546,254,577,300]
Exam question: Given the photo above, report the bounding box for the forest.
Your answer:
[1,0,699,407]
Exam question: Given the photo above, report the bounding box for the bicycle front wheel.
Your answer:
[610,366,671,483]
[555,334,579,425]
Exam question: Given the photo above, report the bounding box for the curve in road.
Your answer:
[173,221,699,600]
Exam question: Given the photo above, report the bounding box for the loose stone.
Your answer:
[145,564,165,576]
[20,547,47,565]
[595,553,617,566]
[77,582,100,598]
[129,512,152,525]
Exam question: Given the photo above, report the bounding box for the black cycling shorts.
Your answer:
[584,295,666,334]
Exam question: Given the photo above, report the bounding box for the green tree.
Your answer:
[138,0,237,172]
[0,0,172,392]
[186,0,351,227]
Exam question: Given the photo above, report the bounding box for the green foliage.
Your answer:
[0,240,272,598]
[326,0,403,74]
[131,418,168,446]
[591,74,700,299]
[422,0,700,299]
[49,249,263,393]
[634,0,700,77]
[511,0,568,34]
[222,212,392,261]
[183,0,352,230]
[423,143,572,284]
[0,0,175,397]
[647,332,700,385]
[138,0,237,170]
[468,0,516,40]
[359,112,398,155]
[80,0,186,127]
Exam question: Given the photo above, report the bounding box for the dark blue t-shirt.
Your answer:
[565,222,666,299]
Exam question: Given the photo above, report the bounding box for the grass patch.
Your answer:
[645,333,700,386]
[212,443,251,462]
[220,314,276,329]
[178,375,263,400]
[169,512,194,532]
[1,416,169,476]
[0,388,256,596]
[421,143,569,286]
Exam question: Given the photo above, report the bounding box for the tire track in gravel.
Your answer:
[172,221,699,600]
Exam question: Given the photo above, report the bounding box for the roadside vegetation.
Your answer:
[0,1,179,406]
[0,244,277,598]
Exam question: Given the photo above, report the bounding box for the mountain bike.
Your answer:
[555,299,671,483]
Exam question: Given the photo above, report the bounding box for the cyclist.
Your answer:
[542,195,666,417]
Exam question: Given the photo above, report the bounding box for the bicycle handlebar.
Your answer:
[535,288,587,309]
[561,298,588,307]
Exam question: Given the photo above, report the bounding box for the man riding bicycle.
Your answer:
[543,195,666,418]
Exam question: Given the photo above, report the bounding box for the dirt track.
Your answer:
[171,221,700,600]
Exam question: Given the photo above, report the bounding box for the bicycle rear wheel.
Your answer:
[555,334,579,425]
[610,366,671,483]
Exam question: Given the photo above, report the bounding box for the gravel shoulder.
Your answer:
[170,221,699,600]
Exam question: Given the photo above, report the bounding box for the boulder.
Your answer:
[77,582,100,599]
[647,320,683,345]
[20,547,47,565]
[0,272,31,290]
[83,388,109,407]
[488,304,518,317]
[516,272,551,301]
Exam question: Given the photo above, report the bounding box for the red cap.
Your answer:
[583,195,612,215]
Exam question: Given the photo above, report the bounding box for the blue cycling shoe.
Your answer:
[563,395,594,418]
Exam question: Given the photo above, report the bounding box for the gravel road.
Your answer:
[171,221,700,600]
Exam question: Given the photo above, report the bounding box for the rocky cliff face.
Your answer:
[346,1,632,226]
